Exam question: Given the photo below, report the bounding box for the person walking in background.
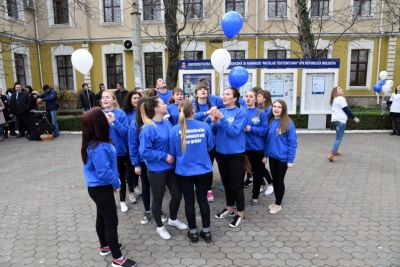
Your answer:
[5,88,17,136]
[79,83,95,112]
[115,82,128,108]
[328,87,360,162]
[95,83,106,107]
[81,107,137,267]
[9,82,30,137]
[211,88,247,228]
[139,96,187,240]
[0,98,6,141]
[0,88,11,138]
[244,89,269,207]
[167,87,184,126]
[388,84,400,136]
[101,90,130,213]
[263,99,297,214]
[37,85,59,137]
[155,78,172,105]
[169,100,214,243]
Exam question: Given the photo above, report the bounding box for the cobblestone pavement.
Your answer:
[0,133,399,267]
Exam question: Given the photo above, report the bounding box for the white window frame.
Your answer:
[98,0,123,25]
[51,45,77,92]
[222,0,249,19]
[3,0,25,22]
[102,43,126,89]
[264,39,291,58]
[142,42,166,86]
[346,39,374,90]
[181,41,206,59]
[11,43,32,86]
[223,40,248,58]
[139,0,164,22]
[307,0,332,18]
[180,0,205,21]
[265,0,290,20]
[47,0,72,27]
[351,0,376,18]
[314,39,333,58]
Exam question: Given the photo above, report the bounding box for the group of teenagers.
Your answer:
[81,78,298,267]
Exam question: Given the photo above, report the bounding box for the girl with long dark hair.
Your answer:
[101,90,130,213]
[81,107,136,267]
[139,96,187,239]
[169,100,214,243]
[263,99,297,214]
[211,88,247,228]
[167,87,184,126]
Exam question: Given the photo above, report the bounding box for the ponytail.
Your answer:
[178,100,194,153]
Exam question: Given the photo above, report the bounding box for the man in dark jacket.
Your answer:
[79,83,95,111]
[9,82,30,137]
[95,83,105,107]
[115,81,127,108]
[38,85,59,137]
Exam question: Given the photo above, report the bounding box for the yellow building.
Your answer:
[1,0,399,105]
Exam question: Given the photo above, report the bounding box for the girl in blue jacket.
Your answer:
[263,99,297,214]
[244,89,269,207]
[81,107,136,267]
[211,88,247,228]
[139,96,187,240]
[123,90,142,205]
[167,87,184,126]
[101,90,130,213]
[169,100,215,243]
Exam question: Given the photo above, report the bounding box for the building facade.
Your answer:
[1,0,400,102]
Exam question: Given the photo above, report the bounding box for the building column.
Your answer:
[387,36,397,80]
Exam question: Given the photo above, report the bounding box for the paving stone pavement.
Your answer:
[0,133,399,267]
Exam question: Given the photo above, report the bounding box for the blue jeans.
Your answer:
[331,121,346,153]
[49,110,59,136]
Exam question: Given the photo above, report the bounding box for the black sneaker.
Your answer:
[215,208,235,219]
[99,243,123,256]
[243,179,253,188]
[229,215,244,228]
[112,257,137,267]
[200,231,212,243]
[187,231,199,243]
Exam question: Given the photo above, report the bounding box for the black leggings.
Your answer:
[126,160,139,193]
[117,156,127,202]
[269,157,288,205]
[216,152,245,212]
[147,169,182,227]
[177,172,211,230]
[246,150,264,199]
[390,113,400,132]
[88,185,122,259]
[140,162,151,212]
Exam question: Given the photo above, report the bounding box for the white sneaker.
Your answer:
[128,193,137,204]
[167,218,188,230]
[264,185,274,196]
[269,205,282,214]
[161,211,168,222]
[259,185,264,193]
[156,226,171,240]
[134,187,141,196]
[120,202,128,213]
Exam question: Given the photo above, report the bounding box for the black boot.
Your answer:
[390,130,396,135]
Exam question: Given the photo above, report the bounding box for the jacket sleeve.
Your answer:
[112,112,129,139]
[250,111,268,137]
[286,122,298,164]
[219,109,247,137]
[128,122,140,167]
[205,124,215,152]
[41,91,56,103]
[139,126,168,161]
[169,129,177,158]
[91,147,121,189]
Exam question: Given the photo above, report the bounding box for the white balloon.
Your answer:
[385,79,394,87]
[379,71,388,80]
[71,49,93,74]
[382,83,392,94]
[211,49,231,73]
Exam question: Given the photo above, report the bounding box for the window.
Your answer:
[143,0,161,20]
[144,52,163,88]
[350,49,368,86]
[53,0,69,24]
[311,0,329,16]
[268,0,287,17]
[315,49,328,58]
[183,51,203,60]
[267,50,286,59]
[106,54,123,89]
[229,50,245,59]
[14,53,26,88]
[56,55,74,90]
[103,0,121,22]
[225,0,245,17]
[353,0,372,17]
[184,0,202,19]
[7,0,19,19]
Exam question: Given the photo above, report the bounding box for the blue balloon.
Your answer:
[374,84,382,93]
[221,11,243,39]
[378,80,385,86]
[229,66,249,88]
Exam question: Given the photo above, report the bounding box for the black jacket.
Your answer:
[79,89,95,111]
[9,91,30,115]
[39,88,58,111]
[115,88,128,108]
